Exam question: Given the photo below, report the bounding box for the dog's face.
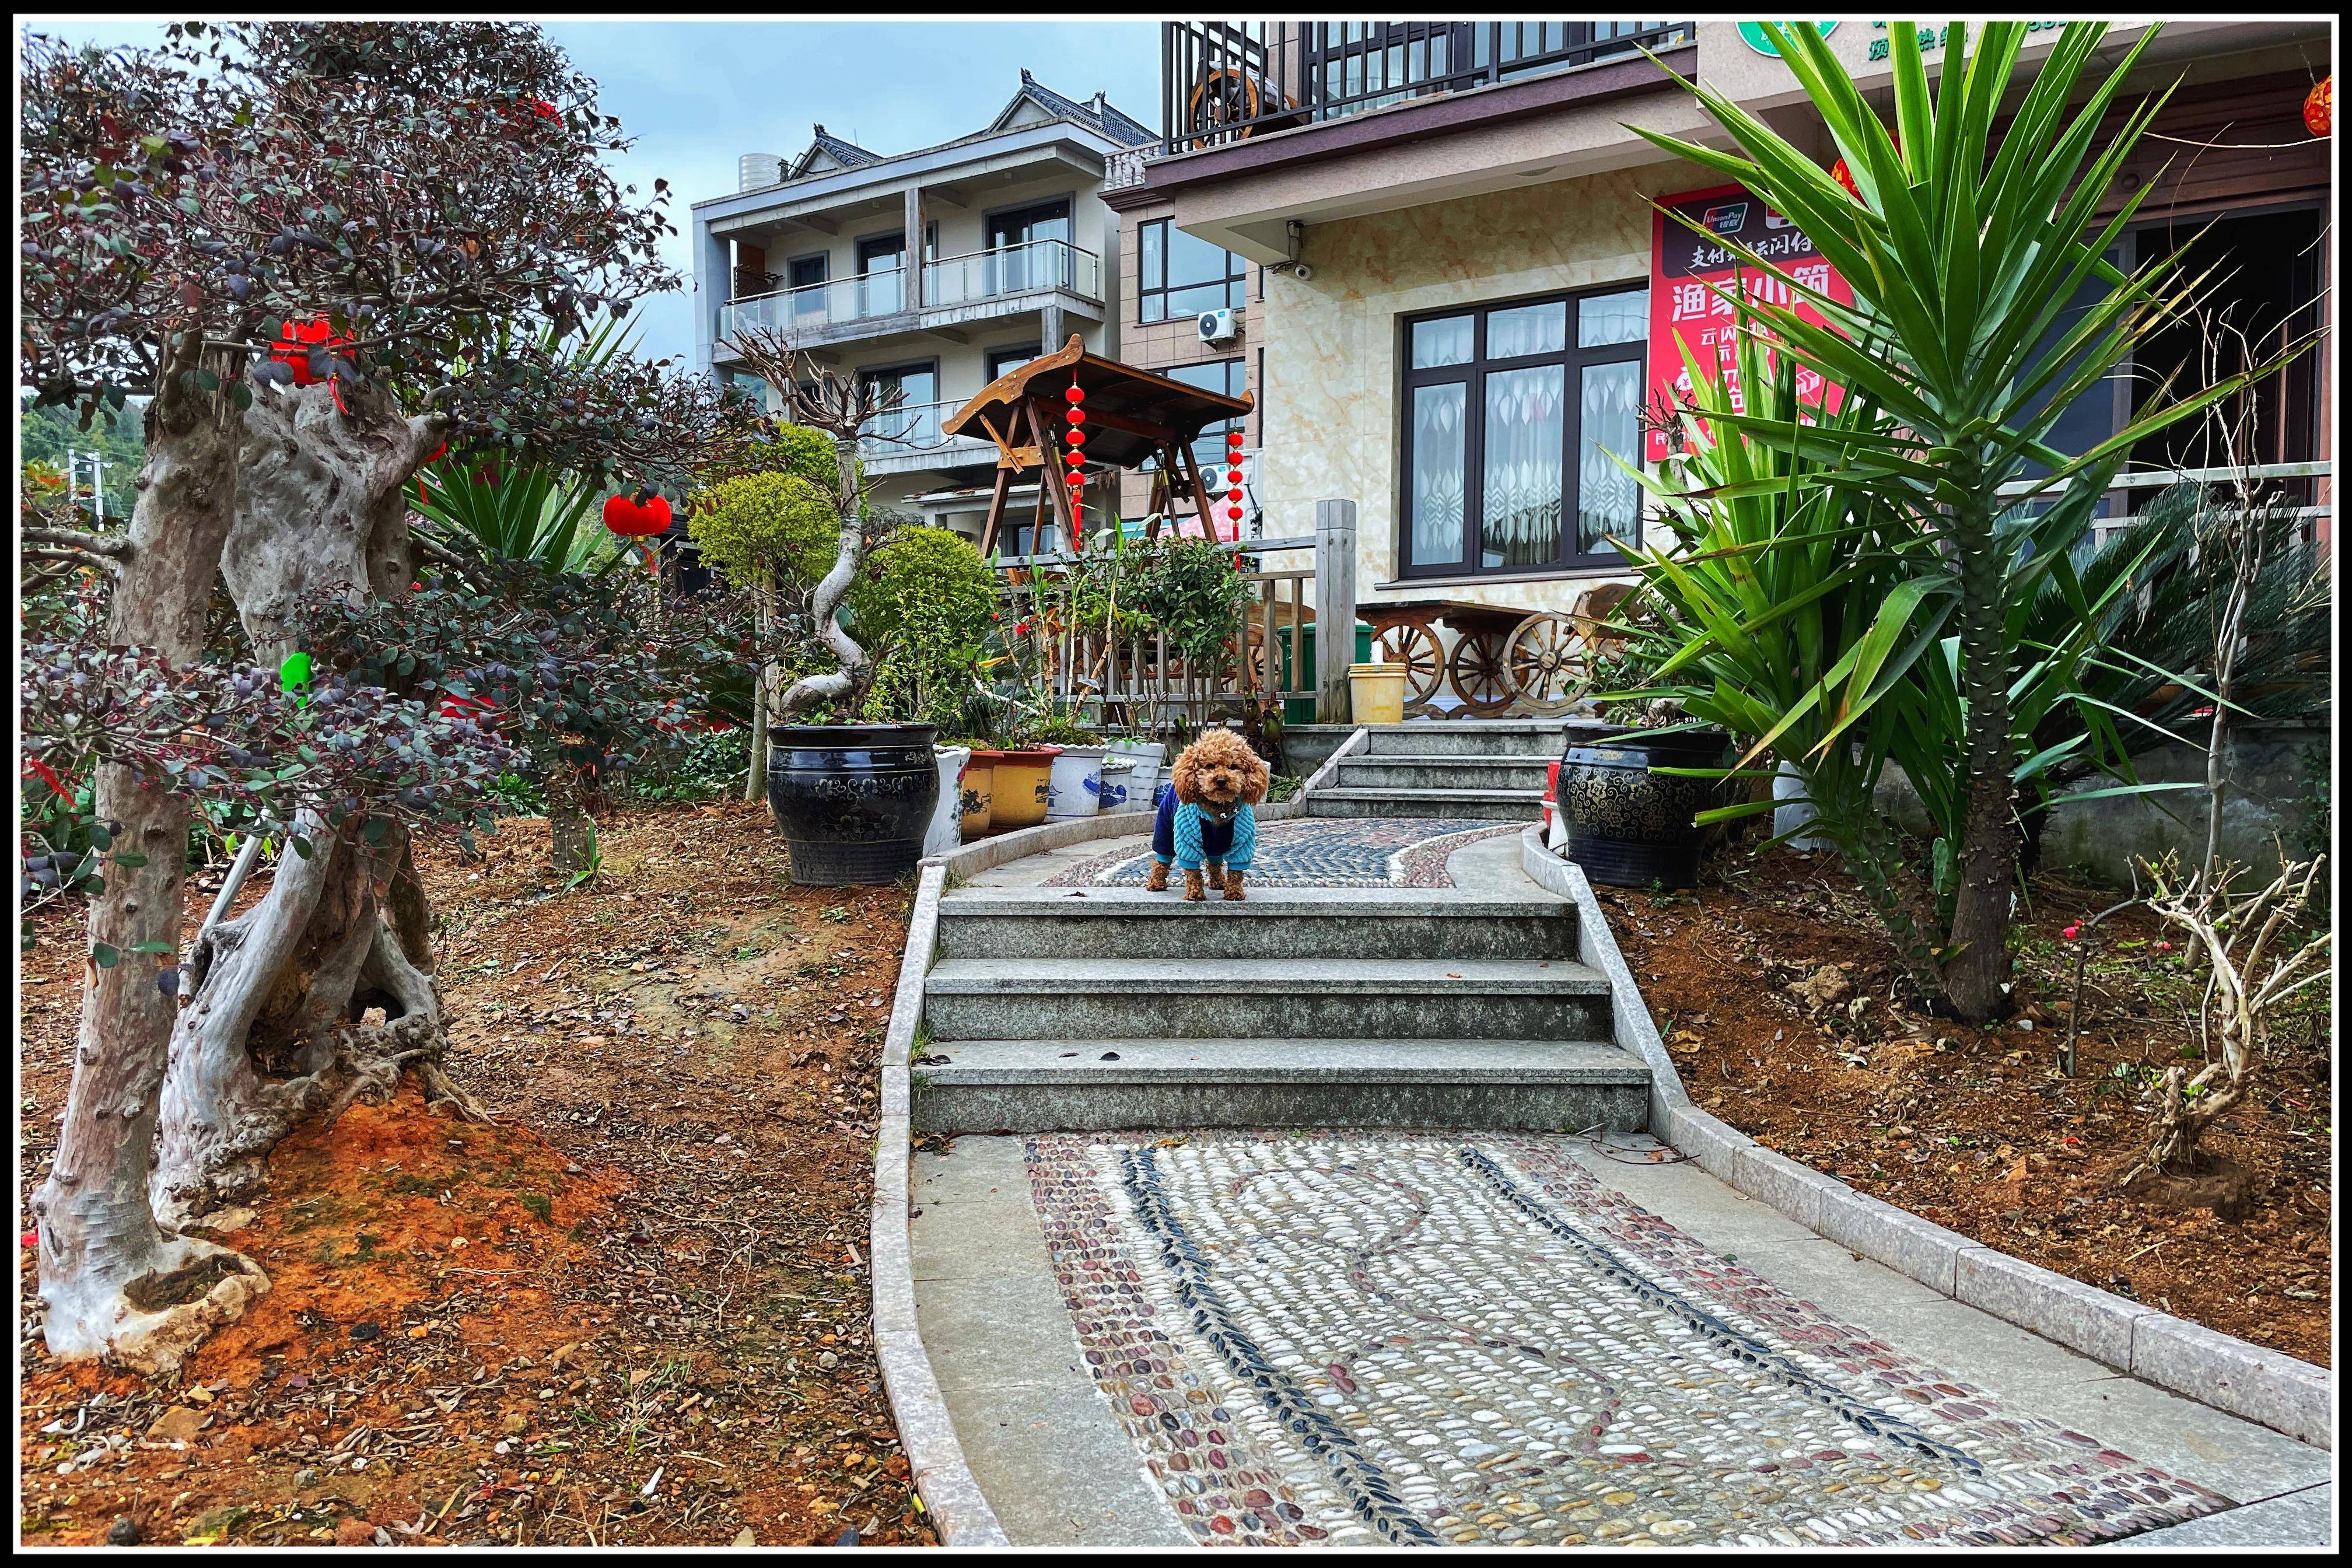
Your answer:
[1172,730,1269,809]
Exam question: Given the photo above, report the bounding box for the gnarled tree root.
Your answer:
[38,1231,270,1376]
[152,827,486,1228]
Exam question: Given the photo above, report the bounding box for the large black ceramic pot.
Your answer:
[767,724,939,885]
[1556,725,1732,889]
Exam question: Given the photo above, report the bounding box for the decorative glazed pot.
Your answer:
[1556,725,1731,889]
[986,746,1061,828]
[1102,739,1164,814]
[926,746,971,857]
[766,723,939,885]
[959,751,998,836]
[1045,746,1107,821]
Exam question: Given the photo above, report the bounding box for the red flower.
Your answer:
[2155,941,2174,953]
[2060,925,2081,941]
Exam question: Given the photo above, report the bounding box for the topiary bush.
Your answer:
[852,524,996,730]
[685,470,840,593]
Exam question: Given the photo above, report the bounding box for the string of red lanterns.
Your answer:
[1063,379,1087,508]
[2305,76,2332,138]
[1224,425,1246,537]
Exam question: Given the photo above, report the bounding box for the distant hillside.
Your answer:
[20,396,145,520]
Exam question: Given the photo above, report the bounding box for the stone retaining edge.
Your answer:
[872,862,1008,1546]
[1298,726,1369,799]
[1518,825,2334,1450]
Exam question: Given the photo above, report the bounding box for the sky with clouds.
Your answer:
[21,19,1161,368]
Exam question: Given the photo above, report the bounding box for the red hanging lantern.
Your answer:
[2305,76,2332,137]
[269,316,351,387]
[602,491,672,537]
[1064,383,1085,404]
[1830,132,1898,202]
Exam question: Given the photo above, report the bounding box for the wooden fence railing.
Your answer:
[1001,545,1320,733]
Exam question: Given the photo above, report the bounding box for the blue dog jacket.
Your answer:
[1152,790,1256,872]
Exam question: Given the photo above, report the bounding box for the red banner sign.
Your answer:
[1644,182,1855,461]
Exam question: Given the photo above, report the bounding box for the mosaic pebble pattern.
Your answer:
[1041,818,1522,890]
[1027,1132,2231,1548]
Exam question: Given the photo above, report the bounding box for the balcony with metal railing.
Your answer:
[856,398,997,475]
[1158,20,1692,154]
[714,237,1103,356]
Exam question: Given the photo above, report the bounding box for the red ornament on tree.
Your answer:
[1830,132,1898,201]
[602,491,672,537]
[2305,76,2332,137]
[269,316,351,387]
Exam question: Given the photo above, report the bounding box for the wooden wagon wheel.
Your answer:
[1367,620,1443,708]
[1503,611,1597,715]
[1446,625,1517,716]
[1187,68,1264,149]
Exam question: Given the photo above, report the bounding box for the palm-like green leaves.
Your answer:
[1616,22,2314,1019]
[412,314,638,576]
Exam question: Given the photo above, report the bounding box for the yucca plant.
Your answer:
[1626,19,2311,1019]
[412,314,639,576]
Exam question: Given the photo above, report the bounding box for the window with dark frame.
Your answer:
[1138,217,1249,324]
[1141,358,1248,473]
[1399,283,1647,579]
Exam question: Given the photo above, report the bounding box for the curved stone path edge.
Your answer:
[870,802,1315,1544]
[1515,824,2333,1451]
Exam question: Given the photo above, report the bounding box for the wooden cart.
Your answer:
[1357,591,1623,718]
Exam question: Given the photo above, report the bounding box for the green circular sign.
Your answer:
[1737,21,1839,57]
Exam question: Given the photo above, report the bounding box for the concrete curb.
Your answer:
[871,862,1009,1546]
[1298,725,1368,799]
[1520,825,2334,1450]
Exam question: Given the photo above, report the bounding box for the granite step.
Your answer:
[936,888,1578,961]
[1306,788,1545,821]
[923,956,1611,1042]
[1357,720,1588,758]
[1333,755,1556,792]
[911,1038,1649,1133]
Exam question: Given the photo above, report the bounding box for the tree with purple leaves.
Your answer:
[19,19,761,1368]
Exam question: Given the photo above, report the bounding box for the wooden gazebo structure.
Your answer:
[942,335,1256,557]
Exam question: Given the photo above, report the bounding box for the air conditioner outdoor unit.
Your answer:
[1196,308,1238,346]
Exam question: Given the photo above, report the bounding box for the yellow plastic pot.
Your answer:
[959,755,996,835]
[1349,662,1408,725]
[987,746,1060,828]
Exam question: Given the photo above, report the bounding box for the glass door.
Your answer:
[863,362,939,447]
[855,225,935,317]
[986,200,1072,296]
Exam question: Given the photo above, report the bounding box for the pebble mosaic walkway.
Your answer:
[1026,1132,2230,1548]
[1041,818,1523,890]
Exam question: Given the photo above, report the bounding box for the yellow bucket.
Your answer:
[988,747,1059,828]
[1348,662,1408,725]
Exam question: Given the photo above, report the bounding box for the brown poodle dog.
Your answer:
[1143,727,1270,901]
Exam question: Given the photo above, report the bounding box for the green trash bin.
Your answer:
[1276,621,1375,725]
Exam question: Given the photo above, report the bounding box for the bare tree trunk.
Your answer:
[33,374,271,1371]
[774,439,873,720]
[150,380,481,1225]
[548,784,598,879]
[746,575,772,803]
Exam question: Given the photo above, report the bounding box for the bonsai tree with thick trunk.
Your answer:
[20,19,748,1368]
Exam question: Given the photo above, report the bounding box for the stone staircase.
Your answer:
[914,885,1650,1134]
[1303,719,1576,821]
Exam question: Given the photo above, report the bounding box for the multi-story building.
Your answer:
[691,72,1154,551]
[1122,19,2333,634]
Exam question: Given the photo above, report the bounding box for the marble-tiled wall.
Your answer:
[1261,166,1656,617]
